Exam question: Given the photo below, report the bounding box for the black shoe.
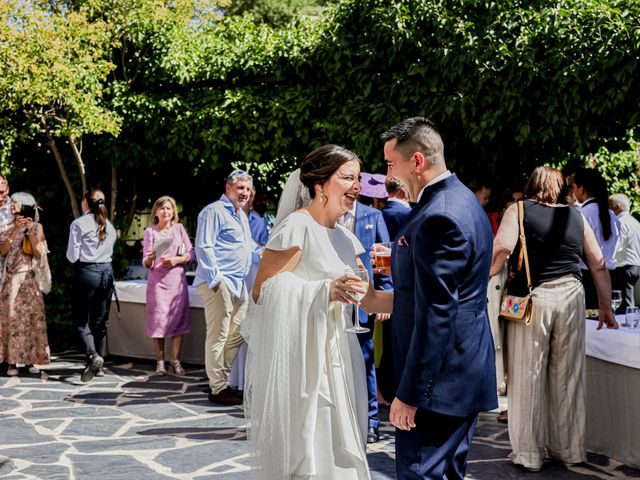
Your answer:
[225,387,243,399]
[81,354,104,383]
[208,389,243,406]
[367,427,379,443]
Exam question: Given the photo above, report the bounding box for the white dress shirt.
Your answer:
[339,203,357,233]
[614,211,640,267]
[416,170,452,203]
[579,199,621,270]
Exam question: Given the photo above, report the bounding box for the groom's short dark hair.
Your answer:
[381,117,444,166]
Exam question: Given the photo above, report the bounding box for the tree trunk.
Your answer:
[125,177,138,230]
[68,135,87,196]
[110,160,118,221]
[48,134,80,218]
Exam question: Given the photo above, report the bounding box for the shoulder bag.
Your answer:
[499,200,534,325]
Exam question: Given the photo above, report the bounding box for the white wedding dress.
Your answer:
[244,210,370,479]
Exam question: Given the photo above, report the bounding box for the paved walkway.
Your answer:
[1,354,638,479]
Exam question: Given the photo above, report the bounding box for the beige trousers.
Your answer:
[197,282,248,394]
[507,275,586,470]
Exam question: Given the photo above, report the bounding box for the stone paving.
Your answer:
[1,353,638,479]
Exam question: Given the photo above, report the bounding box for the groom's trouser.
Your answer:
[395,408,478,480]
[198,282,247,395]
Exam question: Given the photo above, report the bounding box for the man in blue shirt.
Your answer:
[194,170,254,406]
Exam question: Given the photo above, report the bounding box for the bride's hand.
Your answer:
[330,274,366,304]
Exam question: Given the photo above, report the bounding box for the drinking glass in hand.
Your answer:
[624,306,640,329]
[373,242,392,270]
[344,266,370,334]
[611,290,622,314]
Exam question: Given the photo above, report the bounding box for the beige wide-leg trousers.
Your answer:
[197,282,248,394]
[507,275,586,470]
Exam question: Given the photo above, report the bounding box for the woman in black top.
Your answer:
[491,166,617,472]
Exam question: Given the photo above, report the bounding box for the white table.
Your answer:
[108,280,246,388]
[585,318,640,469]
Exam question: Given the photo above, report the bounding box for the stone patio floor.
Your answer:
[1,353,638,479]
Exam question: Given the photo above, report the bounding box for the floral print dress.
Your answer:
[0,226,50,365]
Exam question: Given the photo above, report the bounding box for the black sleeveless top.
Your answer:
[509,200,584,290]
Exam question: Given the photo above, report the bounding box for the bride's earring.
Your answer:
[320,190,326,205]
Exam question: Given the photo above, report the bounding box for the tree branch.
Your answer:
[45,126,80,219]
[69,135,87,196]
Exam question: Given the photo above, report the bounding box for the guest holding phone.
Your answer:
[142,196,194,375]
[0,192,50,376]
[66,188,116,382]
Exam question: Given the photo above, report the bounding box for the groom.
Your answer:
[380,117,497,479]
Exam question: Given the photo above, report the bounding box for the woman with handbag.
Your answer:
[490,166,618,472]
[66,188,117,382]
[0,192,50,376]
[142,196,194,376]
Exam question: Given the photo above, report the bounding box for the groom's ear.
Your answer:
[413,152,427,173]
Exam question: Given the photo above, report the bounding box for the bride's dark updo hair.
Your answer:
[299,144,360,199]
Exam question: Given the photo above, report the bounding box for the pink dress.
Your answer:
[0,227,50,365]
[143,223,195,338]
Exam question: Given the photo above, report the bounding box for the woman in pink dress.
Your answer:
[142,196,194,375]
[0,192,50,376]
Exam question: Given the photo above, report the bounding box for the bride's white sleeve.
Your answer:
[266,214,304,250]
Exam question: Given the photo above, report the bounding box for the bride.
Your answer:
[243,145,393,479]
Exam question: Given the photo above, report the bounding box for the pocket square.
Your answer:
[365,224,374,230]
[398,235,409,246]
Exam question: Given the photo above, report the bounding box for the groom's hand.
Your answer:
[390,397,417,431]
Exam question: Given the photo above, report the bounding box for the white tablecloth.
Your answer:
[585,317,640,469]
[585,316,640,369]
[108,280,246,388]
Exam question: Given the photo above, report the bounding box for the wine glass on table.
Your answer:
[344,266,370,334]
[611,290,622,316]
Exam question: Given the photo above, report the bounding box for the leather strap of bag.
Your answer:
[516,200,533,292]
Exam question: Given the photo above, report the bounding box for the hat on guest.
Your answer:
[360,173,388,199]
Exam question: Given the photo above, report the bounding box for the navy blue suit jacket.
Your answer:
[391,174,497,417]
[382,199,411,242]
[354,202,393,325]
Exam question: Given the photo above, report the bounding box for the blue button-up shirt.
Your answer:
[248,210,269,246]
[193,195,254,299]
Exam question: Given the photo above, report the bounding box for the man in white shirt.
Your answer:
[571,167,621,308]
[609,193,640,311]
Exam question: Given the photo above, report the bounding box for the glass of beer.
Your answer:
[373,242,393,270]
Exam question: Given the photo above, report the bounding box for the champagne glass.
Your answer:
[611,290,622,314]
[344,266,370,334]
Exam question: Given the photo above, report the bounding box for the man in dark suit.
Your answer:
[380,117,497,479]
[377,177,412,403]
[340,196,392,443]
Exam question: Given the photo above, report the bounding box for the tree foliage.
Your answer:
[225,0,328,27]
[1,0,639,349]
